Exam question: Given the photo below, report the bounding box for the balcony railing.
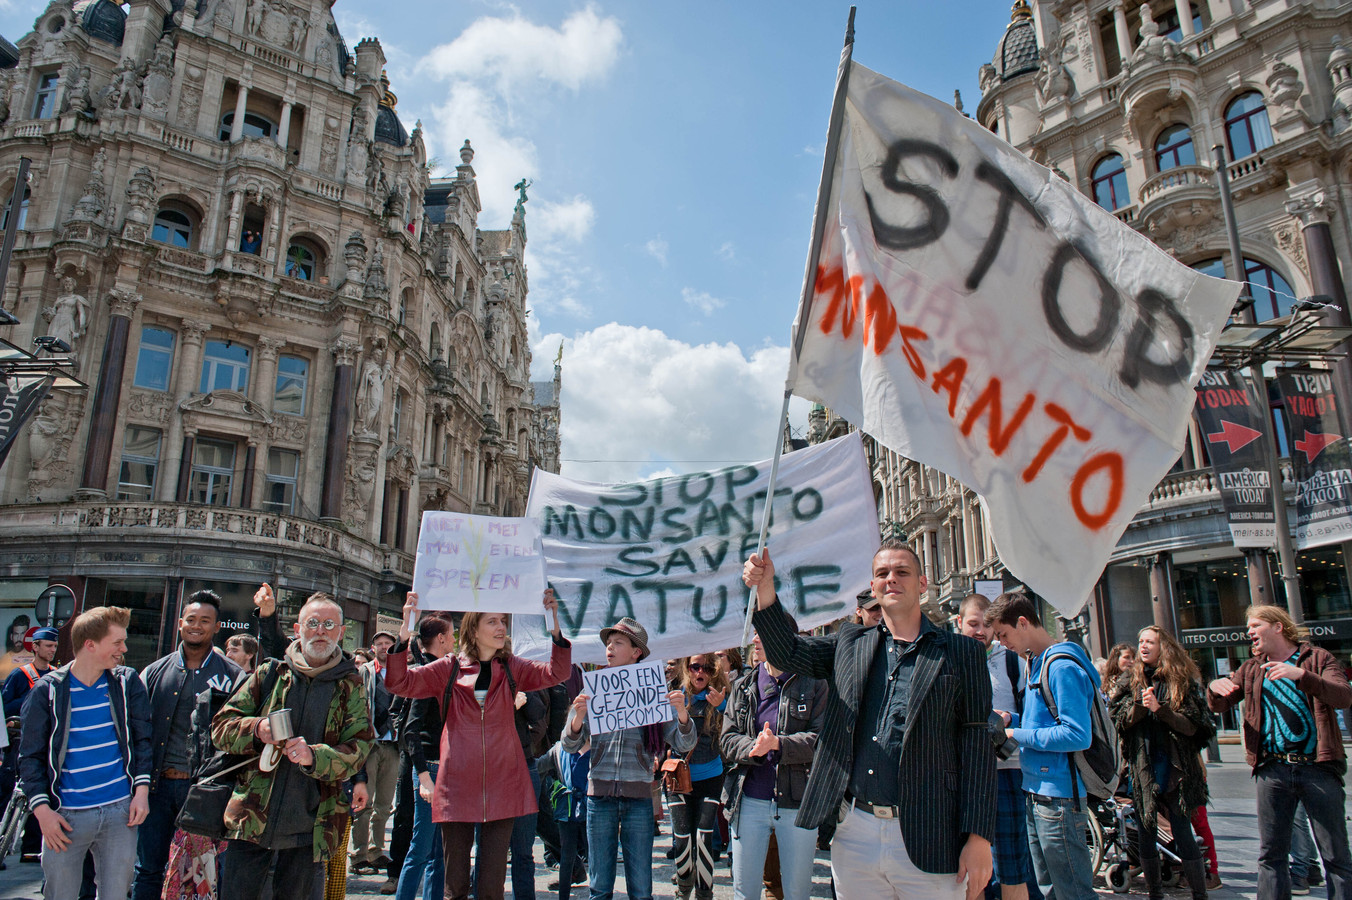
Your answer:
[1139,165,1214,205]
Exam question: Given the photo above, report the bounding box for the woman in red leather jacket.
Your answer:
[385,590,571,900]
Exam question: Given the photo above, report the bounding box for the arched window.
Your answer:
[1154,124,1196,172]
[152,208,194,249]
[219,111,277,141]
[399,287,413,326]
[284,237,325,281]
[1225,92,1274,160]
[2,184,30,231]
[1091,154,1129,211]
[1192,256,1296,320]
[392,390,405,440]
[429,322,442,359]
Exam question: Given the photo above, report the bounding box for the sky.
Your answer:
[0,0,1023,483]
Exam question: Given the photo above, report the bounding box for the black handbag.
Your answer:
[175,661,282,840]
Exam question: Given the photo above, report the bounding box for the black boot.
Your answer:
[1142,857,1164,900]
[1182,857,1209,900]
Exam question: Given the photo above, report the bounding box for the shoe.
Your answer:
[1291,875,1311,895]
[380,878,398,895]
[1206,872,1222,891]
[1309,869,1325,887]
[373,854,393,869]
[20,853,40,864]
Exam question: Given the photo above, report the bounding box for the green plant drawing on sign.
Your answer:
[463,523,490,605]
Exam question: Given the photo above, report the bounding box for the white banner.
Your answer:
[583,660,673,734]
[512,433,879,665]
[411,511,547,614]
[787,64,1240,617]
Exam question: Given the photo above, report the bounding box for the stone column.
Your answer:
[229,85,249,142]
[277,100,293,149]
[175,430,196,501]
[224,190,243,254]
[158,320,211,501]
[1285,184,1352,430]
[1112,2,1133,66]
[1147,551,1179,636]
[1173,0,1195,37]
[239,441,257,508]
[320,338,359,520]
[253,336,283,414]
[77,289,141,499]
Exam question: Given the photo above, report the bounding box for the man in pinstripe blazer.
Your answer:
[742,538,996,900]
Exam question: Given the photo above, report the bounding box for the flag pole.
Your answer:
[741,7,857,645]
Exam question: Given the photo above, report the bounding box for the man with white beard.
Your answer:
[211,592,375,900]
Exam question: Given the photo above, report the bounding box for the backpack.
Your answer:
[1003,648,1024,717]
[1035,648,1120,807]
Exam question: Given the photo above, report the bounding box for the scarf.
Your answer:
[286,640,342,678]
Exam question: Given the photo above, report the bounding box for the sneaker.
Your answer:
[380,878,398,895]
[373,854,393,870]
[1292,875,1311,895]
[1310,869,1325,887]
[20,853,41,864]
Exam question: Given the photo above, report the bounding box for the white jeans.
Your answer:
[830,804,966,900]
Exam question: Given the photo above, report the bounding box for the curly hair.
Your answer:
[679,652,730,737]
[1130,626,1201,709]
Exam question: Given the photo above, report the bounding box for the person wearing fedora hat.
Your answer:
[562,616,696,900]
[854,591,882,629]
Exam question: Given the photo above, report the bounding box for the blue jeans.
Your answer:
[130,778,191,900]
[395,764,445,900]
[1256,761,1352,900]
[1291,802,1319,879]
[510,757,541,900]
[729,798,817,900]
[42,797,138,900]
[1025,795,1095,900]
[586,795,654,900]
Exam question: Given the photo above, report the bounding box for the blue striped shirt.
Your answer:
[57,673,130,809]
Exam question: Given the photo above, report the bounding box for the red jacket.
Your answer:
[1207,641,1352,771]
[386,637,571,822]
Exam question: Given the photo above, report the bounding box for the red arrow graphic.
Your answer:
[1207,420,1263,454]
[1295,430,1342,463]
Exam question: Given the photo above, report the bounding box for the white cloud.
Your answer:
[532,195,596,244]
[644,237,669,267]
[525,196,599,320]
[416,7,623,225]
[681,287,725,316]
[532,324,809,483]
[717,241,736,262]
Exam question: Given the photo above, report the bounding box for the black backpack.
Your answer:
[1035,649,1120,807]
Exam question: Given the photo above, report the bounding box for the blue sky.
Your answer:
[0,0,1022,482]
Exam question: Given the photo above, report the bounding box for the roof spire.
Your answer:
[1011,0,1032,22]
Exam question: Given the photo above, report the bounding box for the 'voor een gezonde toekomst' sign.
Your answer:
[511,433,880,666]
[583,659,673,735]
[1277,370,1352,550]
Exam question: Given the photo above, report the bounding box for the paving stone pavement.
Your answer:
[0,744,1331,899]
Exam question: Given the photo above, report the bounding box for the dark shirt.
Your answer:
[161,663,207,771]
[1262,651,1318,755]
[848,616,938,806]
[743,667,790,802]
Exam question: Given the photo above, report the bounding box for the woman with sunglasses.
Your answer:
[385,591,571,900]
[671,654,730,900]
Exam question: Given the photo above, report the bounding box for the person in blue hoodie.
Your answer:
[985,592,1097,900]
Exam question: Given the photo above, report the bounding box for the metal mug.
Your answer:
[259,708,295,771]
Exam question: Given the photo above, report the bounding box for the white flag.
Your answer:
[512,433,879,665]
[788,64,1240,617]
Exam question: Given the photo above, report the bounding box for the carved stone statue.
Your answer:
[60,67,95,118]
[1132,5,1187,65]
[343,442,380,529]
[288,13,307,51]
[123,167,156,227]
[142,37,176,115]
[1037,31,1074,102]
[104,58,143,111]
[347,106,370,181]
[26,392,78,502]
[44,277,90,354]
[247,0,266,36]
[70,148,107,221]
[363,244,388,304]
[978,62,998,94]
[355,343,392,435]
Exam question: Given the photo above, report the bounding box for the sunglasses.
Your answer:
[687,663,713,674]
[303,617,340,632]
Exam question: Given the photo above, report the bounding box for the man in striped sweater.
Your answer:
[18,605,153,900]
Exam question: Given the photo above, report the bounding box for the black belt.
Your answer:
[1026,791,1066,804]
[843,794,900,819]
[1265,751,1318,765]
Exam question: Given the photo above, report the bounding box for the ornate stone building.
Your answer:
[815,0,1352,681]
[0,0,561,665]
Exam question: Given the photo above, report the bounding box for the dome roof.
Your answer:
[374,104,407,147]
[992,0,1039,83]
[79,0,126,46]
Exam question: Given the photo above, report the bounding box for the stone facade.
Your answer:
[810,0,1352,654]
[0,0,561,660]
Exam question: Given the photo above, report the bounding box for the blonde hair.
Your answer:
[1130,625,1201,708]
[1246,604,1308,644]
[458,612,512,662]
[70,606,131,650]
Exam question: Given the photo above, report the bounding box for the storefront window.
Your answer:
[1174,556,1251,630]
[99,577,170,669]
[1298,545,1352,620]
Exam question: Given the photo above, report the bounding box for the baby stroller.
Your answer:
[1096,794,1195,893]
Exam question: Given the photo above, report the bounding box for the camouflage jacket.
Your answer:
[211,652,373,860]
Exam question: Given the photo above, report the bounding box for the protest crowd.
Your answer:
[0,537,1350,900]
